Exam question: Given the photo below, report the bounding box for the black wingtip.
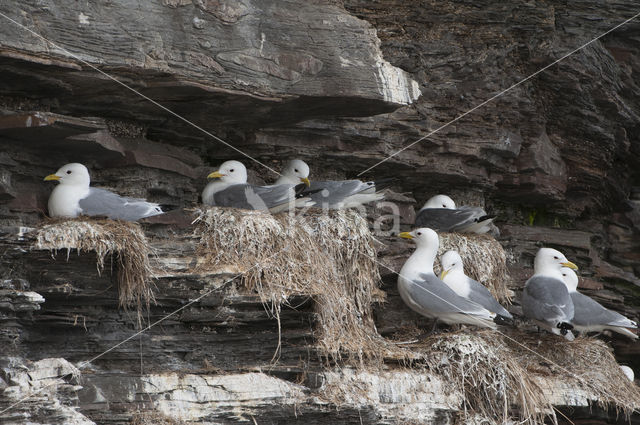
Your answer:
[293,183,307,197]
[493,315,514,326]
[476,214,496,222]
[557,322,574,334]
[293,183,322,199]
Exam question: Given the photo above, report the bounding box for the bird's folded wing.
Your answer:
[415,208,483,231]
[79,188,161,221]
[467,277,512,318]
[307,180,372,203]
[571,292,637,328]
[411,273,493,317]
[522,276,574,322]
[213,184,293,210]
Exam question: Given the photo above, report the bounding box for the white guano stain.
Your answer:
[375,59,421,105]
[78,13,90,25]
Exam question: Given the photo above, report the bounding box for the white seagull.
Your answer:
[560,267,637,339]
[397,228,497,330]
[202,160,312,212]
[276,159,391,209]
[415,194,494,234]
[521,248,578,340]
[44,163,163,221]
[440,250,513,321]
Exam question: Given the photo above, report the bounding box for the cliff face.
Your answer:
[1,1,640,424]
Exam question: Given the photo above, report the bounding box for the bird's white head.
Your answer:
[440,250,464,280]
[208,160,247,184]
[398,227,439,249]
[620,365,635,382]
[534,248,578,276]
[44,163,91,187]
[281,159,310,186]
[422,194,456,210]
[560,267,579,292]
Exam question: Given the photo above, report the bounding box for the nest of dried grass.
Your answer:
[506,333,640,419]
[375,329,640,424]
[33,218,155,322]
[193,207,389,363]
[435,232,512,304]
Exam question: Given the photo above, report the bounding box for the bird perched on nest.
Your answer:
[202,160,313,212]
[275,159,393,209]
[44,163,163,221]
[415,194,495,234]
[560,267,638,339]
[440,250,513,323]
[521,248,578,340]
[397,228,498,331]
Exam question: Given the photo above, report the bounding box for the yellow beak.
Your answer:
[398,232,413,239]
[207,171,225,179]
[300,177,310,187]
[440,269,450,280]
[44,174,60,181]
[561,261,578,270]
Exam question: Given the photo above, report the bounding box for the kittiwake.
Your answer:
[521,248,578,340]
[620,365,635,382]
[415,194,494,234]
[440,250,513,322]
[560,267,637,339]
[276,159,392,209]
[397,228,497,330]
[203,160,313,212]
[44,163,163,221]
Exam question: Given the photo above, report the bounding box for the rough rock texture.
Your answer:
[1,0,640,424]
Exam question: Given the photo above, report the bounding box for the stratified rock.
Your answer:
[0,357,91,425]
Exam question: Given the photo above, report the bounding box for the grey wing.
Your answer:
[212,184,293,210]
[467,277,513,319]
[79,188,162,221]
[307,180,373,205]
[415,208,483,232]
[522,276,574,322]
[252,184,295,209]
[411,273,492,316]
[571,292,637,328]
[211,184,255,209]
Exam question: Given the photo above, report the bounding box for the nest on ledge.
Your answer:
[324,328,640,425]
[33,217,155,324]
[193,207,390,364]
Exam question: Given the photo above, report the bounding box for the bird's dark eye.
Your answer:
[417,232,422,235]
[294,169,299,172]
[66,170,72,174]
[553,256,559,260]
[442,204,446,207]
[230,169,234,172]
